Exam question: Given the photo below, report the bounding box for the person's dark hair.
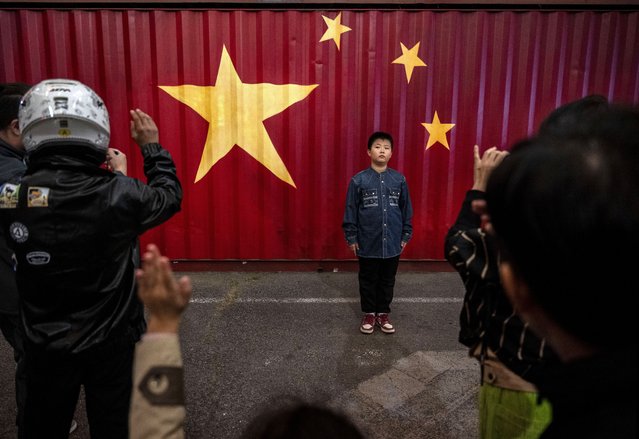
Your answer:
[367,131,393,150]
[537,94,609,138]
[486,105,639,350]
[0,82,31,97]
[240,398,365,439]
[0,82,31,130]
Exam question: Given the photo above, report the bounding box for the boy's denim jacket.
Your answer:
[342,167,413,258]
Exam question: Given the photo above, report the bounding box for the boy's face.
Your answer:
[368,138,393,166]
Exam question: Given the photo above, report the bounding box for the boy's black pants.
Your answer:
[358,255,400,313]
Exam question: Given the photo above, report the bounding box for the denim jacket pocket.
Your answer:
[362,189,379,208]
[389,189,400,207]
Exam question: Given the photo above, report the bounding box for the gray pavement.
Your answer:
[0,271,479,438]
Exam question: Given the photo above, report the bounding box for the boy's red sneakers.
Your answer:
[360,313,375,334]
[376,313,395,334]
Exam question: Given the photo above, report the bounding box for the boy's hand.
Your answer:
[130,108,159,147]
[349,243,359,255]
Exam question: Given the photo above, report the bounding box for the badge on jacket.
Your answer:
[27,186,49,207]
[0,183,19,208]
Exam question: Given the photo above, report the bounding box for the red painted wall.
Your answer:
[1,8,637,260]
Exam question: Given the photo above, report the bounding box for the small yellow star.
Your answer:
[159,46,318,187]
[319,12,352,50]
[392,42,427,83]
[422,112,455,150]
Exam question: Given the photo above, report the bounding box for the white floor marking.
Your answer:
[189,297,462,304]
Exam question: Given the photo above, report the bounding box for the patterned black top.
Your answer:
[445,190,558,383]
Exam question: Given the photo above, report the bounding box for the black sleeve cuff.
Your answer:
[141,143,163,157]
[465,189,486,202]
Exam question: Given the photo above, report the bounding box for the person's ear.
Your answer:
[499,262,534,315]
[367,148,372,157]
[9,119,20,137]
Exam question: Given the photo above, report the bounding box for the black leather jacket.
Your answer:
[0,143,182,354]
[0,138,26,314]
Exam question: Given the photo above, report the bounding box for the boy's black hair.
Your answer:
[0,82,31,130]
[367,131,393,150]
[486,105,639,349]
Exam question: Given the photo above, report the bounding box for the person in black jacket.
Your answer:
[0,82,31,438]
[0,79,183,439]
[486,104,638,438]
[445,145,555,438]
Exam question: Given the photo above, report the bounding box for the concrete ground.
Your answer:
[0,271,479,439]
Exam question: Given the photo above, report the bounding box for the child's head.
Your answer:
[486,104,639,350]
[367,131,393,150]
[0,83,31,150]
[0,94,23,132]
[537,94,609,138]
[241,399,364,439]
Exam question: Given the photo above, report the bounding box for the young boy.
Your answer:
[342,132,413,334]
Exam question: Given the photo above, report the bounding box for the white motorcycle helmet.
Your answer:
[19,79,110,155]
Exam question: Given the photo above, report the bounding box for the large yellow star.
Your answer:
[159,46,318,188]
[319,12,352,50]
[422,112,456,150]
[392,42,427,83]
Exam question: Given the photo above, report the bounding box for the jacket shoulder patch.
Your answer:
[0,183,20,208]
[27,186,50,207]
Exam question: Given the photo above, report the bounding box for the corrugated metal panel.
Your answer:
[4,1,639,6]
[1,9,637,260]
